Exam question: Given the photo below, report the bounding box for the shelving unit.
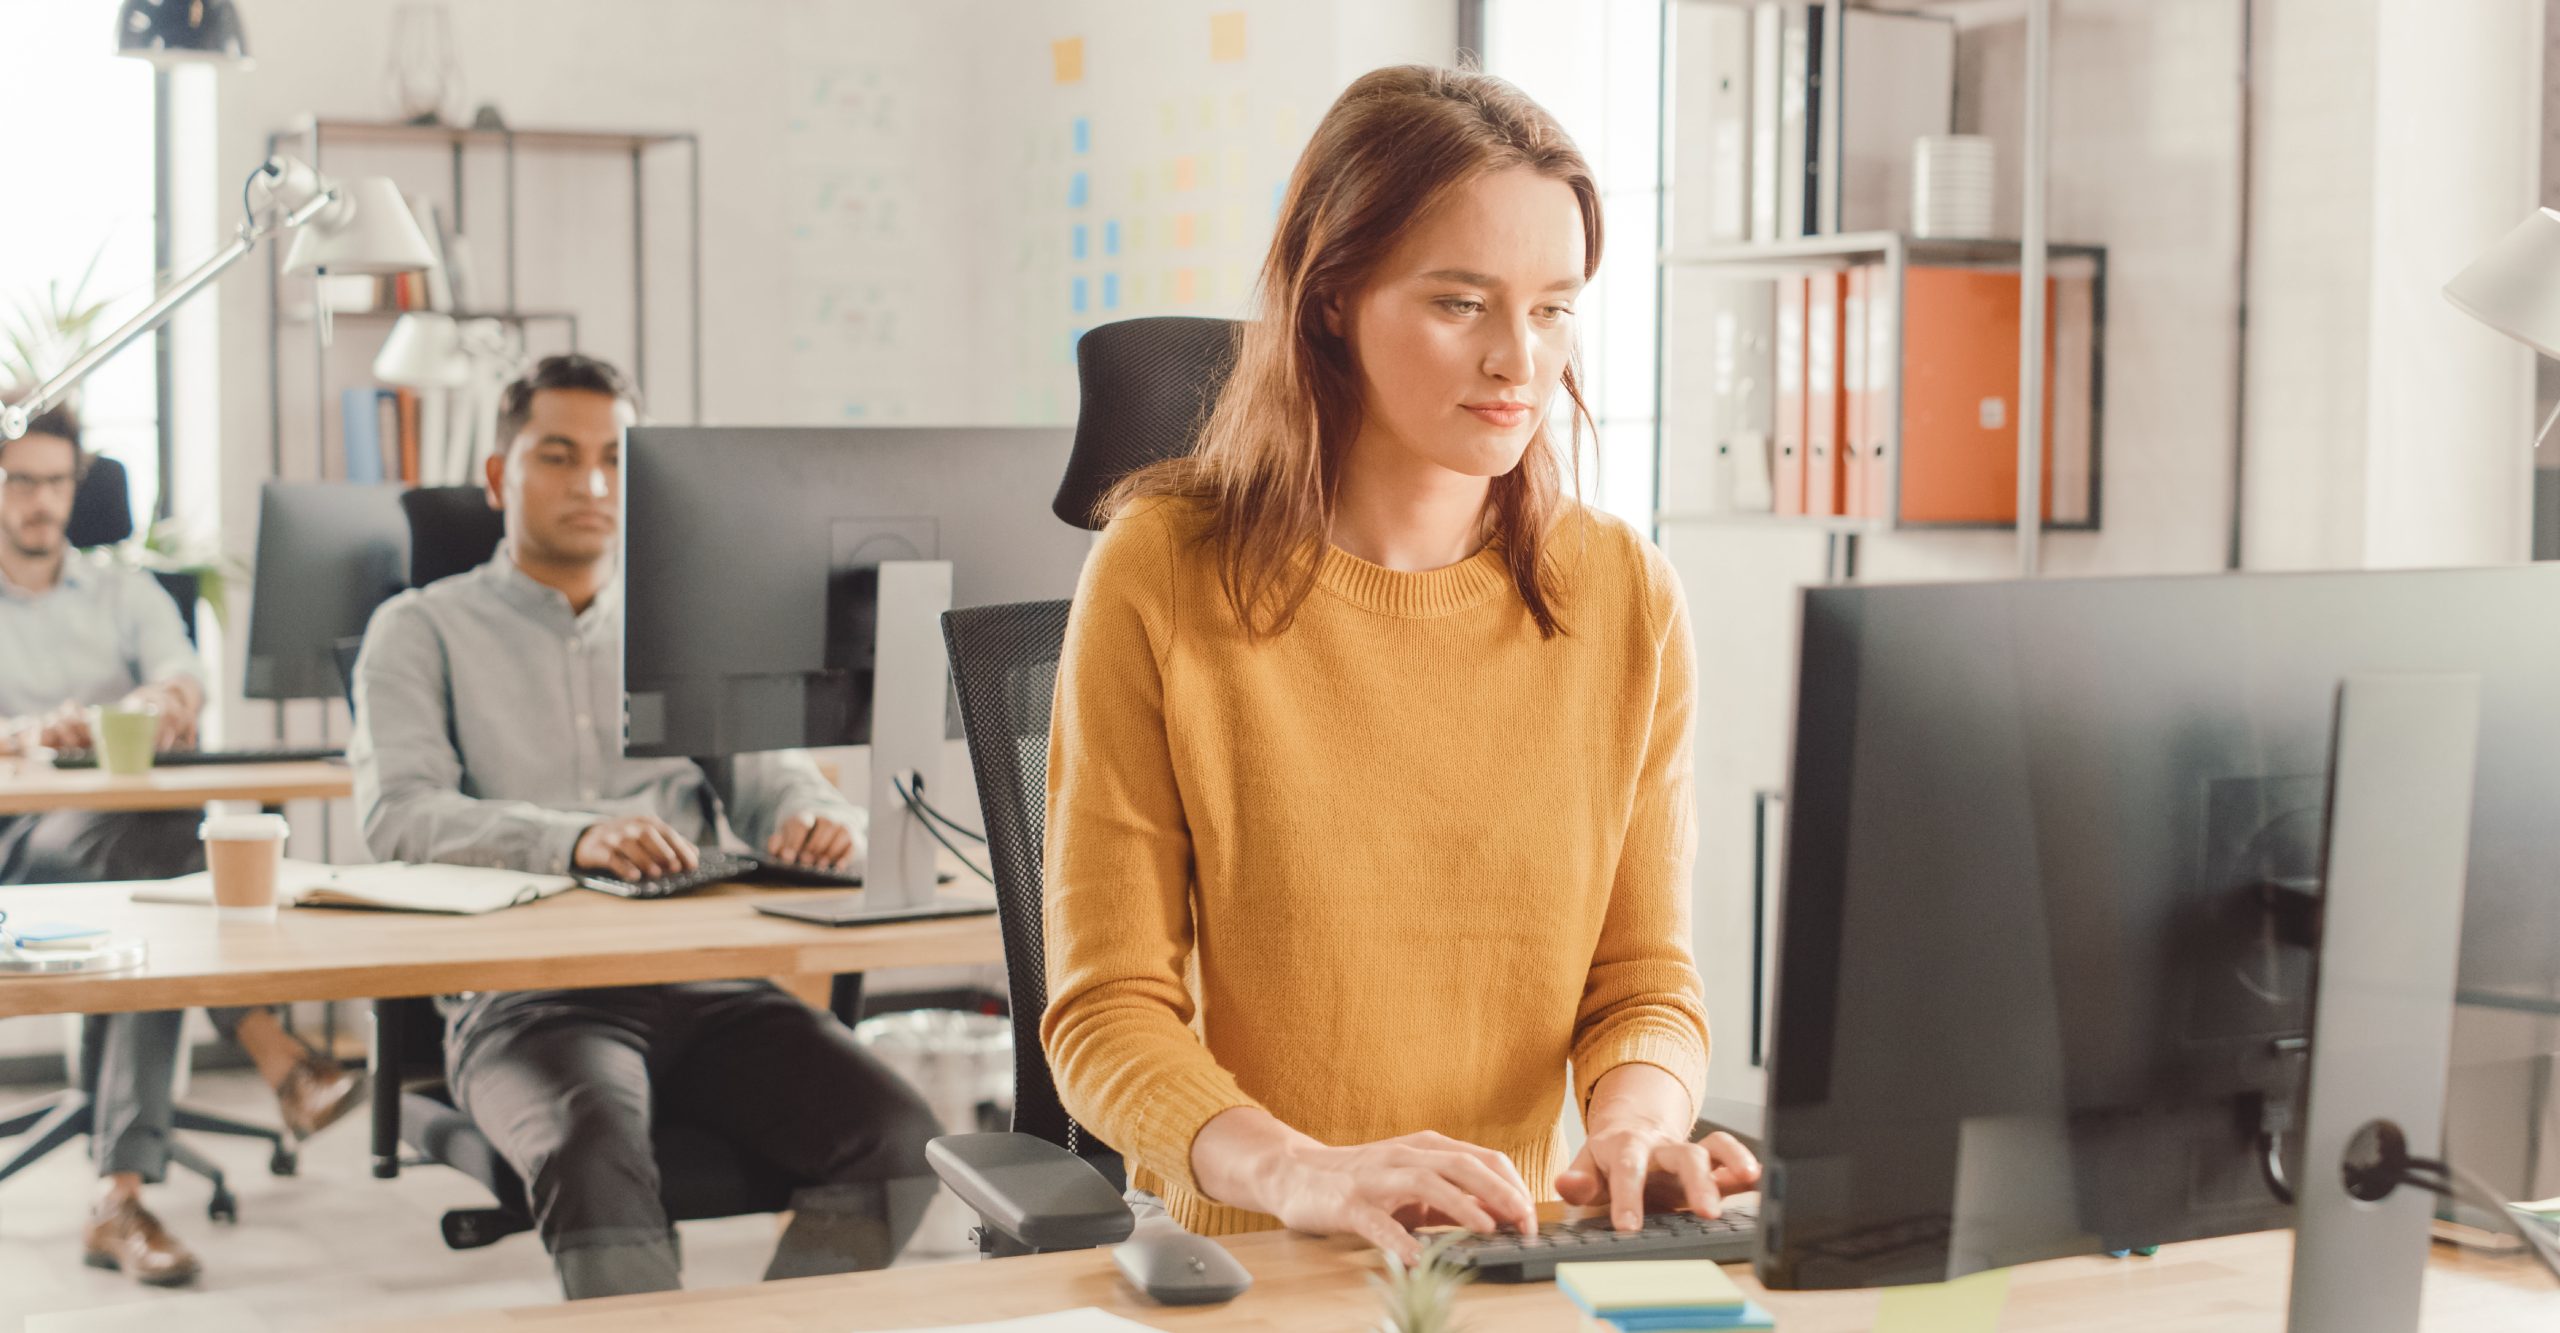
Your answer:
[261,116,700,480]
[1658,230,2107,537]
[1655,0,2070,578]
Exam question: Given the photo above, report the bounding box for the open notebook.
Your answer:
[135,859,574,916]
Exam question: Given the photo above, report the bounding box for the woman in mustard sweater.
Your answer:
[1042,64,1759,1260]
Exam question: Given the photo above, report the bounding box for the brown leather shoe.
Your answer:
[82,1196,201,1287]
[274,1053,366,1143]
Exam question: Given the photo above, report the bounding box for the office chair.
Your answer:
[66,454,200,645]
[0,463,291,1221]
[397,486,506,588]
[341,502,871,1250]
[927,317,1239,1256]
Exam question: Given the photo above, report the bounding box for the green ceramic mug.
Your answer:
[86,704,159,776]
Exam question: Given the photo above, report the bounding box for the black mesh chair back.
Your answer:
[942,598,1105,1168]
[1053,316,1239,530]
[65,454,135,550]
[399,486,506,587]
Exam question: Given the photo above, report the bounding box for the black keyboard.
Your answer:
[575,849,763,900]
[49,746,343,770]
[574,850,950,900]
[1438,1204,1760,1282]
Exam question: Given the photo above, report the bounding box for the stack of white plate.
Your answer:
[1912,135,1996,239]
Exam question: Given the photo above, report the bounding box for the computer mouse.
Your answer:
[1112,1226,1254,1306]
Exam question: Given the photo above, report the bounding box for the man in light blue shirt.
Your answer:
[0,408,363,1286]
[350,356,936,1300]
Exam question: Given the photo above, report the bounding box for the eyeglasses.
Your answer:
[0,472,77,496]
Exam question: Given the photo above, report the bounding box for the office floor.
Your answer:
[0,1067,975,1332]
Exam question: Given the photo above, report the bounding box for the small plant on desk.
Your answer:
[1369,1231,1474,1333]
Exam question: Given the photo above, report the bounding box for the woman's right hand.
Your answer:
[1193,1109,1539,1263]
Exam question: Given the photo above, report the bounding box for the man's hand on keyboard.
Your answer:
[573,815,699,882]
[765,810,857,870]
[1556,1122,1760,1233]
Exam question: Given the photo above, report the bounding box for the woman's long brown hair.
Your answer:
[1102,64,1601,640]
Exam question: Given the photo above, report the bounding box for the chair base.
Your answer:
[0,1087,294,1221]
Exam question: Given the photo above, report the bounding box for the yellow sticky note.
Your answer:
[1210,11,1247,62]
[1875,1268,2012,1333]
[1050,37,1084,85]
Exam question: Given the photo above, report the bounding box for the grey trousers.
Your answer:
[446,980,942,1301]
[0,808,267,1181]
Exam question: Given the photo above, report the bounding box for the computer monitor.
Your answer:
[619,425,1091,758]
[1758,564,2560,1291]
[243,481,409,700]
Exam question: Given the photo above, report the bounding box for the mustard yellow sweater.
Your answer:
[1040,498,1710,1236]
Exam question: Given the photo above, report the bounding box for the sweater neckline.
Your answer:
[1311,541,1512,618]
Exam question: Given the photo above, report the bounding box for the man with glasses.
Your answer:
[0,406,363,1286]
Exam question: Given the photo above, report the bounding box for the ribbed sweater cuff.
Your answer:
[1575,1028,1710,1120]
[1128,1063,1263,1198]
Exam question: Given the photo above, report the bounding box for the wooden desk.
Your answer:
[365,1215,2555,1332]
[0,758,355,815]
[0,880,1003,1017]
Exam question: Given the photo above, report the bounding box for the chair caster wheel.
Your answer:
[208,1189,239,1224]
[270,1147,298,1176]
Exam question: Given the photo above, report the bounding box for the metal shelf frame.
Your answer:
[262,117,702,479]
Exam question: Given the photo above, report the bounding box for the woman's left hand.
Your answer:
[1556,1073,1762,1231]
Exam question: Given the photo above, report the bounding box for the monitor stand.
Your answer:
[2287,673,2482,1332]
[818,558,994,926]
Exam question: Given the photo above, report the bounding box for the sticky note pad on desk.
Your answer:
[1558,1259,1748,1314]
[1874,1267,2011,1332]
[1580,1303,1777,1331]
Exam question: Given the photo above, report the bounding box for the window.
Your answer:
[1482,0,1665,535]
[0,0,160,530]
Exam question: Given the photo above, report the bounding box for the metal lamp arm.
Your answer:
[2,158,335,442]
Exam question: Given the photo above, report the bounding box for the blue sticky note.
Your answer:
[1068,328,1088,363]
[1104,219,1121,256]
[1068,172,1089,208]
[1103,273,1120,309]
[1073,117,1091,154]
[1071,276,1089,313]
[1072,224,1088,260]
[1270,181,1285,218]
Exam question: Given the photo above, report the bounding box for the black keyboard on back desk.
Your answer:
[574,849,763,900]
[48,746,343,770]
[572,851,910,900]
[1438,1204,1761,1282]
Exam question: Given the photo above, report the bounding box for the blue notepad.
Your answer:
[1595,1301,1777,1331]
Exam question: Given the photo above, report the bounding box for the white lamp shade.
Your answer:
[2444,207,2560,360]
[374,313,470,388]
[282,177,438,276]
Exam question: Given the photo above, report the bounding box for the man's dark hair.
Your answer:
[494,354,640,447]
[6,403,89,480]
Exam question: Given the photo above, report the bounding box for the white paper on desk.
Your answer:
[134,861,573,915]
[871,1311,1162,1332]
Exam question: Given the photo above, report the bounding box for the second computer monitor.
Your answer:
[621,425,1092,758]
[1759,564,2560,1289]
[243,481,410,701]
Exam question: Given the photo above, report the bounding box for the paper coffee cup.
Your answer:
[200,813,289,922]
[88,704,159,776]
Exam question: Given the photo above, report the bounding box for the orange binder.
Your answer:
[1842,265,1870,519]
[1805,270,1845,516]
[1773,275,1807,516]
[1898,266,2056,525]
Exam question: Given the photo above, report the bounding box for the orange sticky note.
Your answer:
[1051,37,1084,84]
[1210,12,1246,62]
[1174,213,1197,248]
[1174,156,1197,191]
[1175,268,1198,304]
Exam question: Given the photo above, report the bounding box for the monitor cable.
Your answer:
[892,774,994,886]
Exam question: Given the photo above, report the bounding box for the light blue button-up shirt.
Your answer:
[0,550,201,719]
[348,553,862,875]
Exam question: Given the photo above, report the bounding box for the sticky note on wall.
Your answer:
[1211,12,1246,62]
[1051,37,1084,84]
